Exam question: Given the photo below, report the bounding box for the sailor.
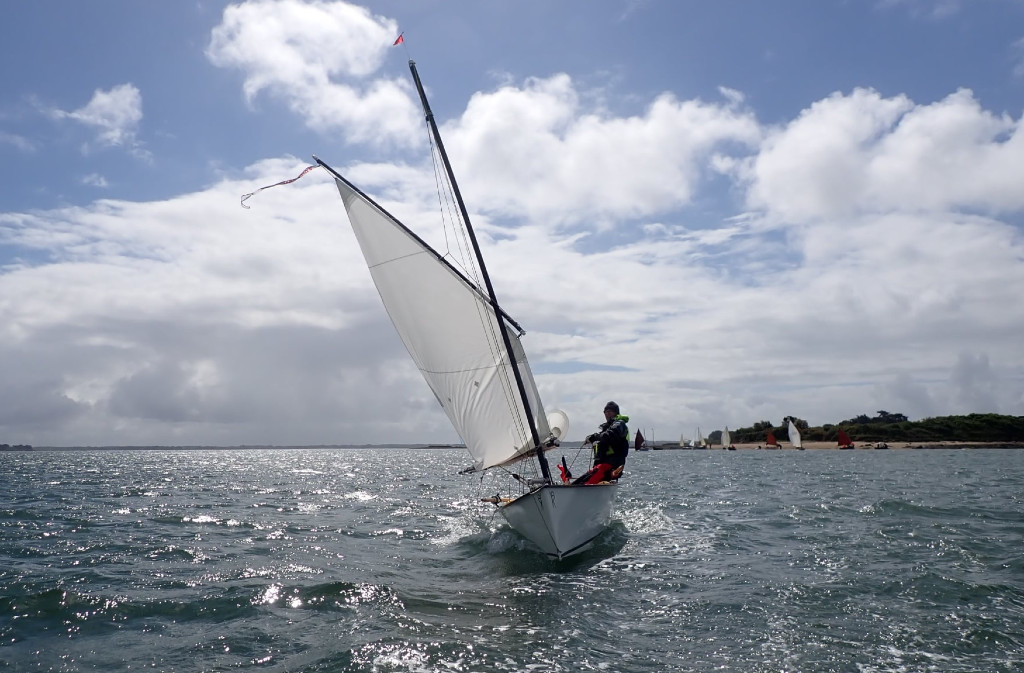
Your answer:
[575,401,629,485]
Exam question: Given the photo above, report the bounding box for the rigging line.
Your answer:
[426,133,523,442]
[428,129,478,284]
[437,193,530,453]
[410,60,544,474]
[427,124,458,262]
[440,202,523,449]
[422,116,531,452]
[476,300,532,450]
[483,313,533,451]
[430,129,484,295]
[493,461,541,494]
[426,120,479,286]
[566,443,591,472]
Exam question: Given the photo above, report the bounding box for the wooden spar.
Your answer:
[407,60,551,483]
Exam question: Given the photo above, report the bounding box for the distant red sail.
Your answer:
[634,430,645,451]
[767,431,777,445]
[838,429,853,447]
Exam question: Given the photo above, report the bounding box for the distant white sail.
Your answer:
[722,427,731,447]
[788,419,802,449]
[333,178,549,471]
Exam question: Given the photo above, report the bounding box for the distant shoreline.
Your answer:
[16,443,467,452]
[9,441,1024,451]
[650,441,1024,450]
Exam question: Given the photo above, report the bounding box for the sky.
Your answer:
[2,0,1024,447]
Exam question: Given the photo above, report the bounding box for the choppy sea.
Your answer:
[2,447,1023,672]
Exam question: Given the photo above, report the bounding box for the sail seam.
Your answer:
[419,365,514,375]
[366,250,429,269]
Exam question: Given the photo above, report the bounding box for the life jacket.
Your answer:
[594,414,630,467]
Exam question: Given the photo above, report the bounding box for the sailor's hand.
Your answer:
[586,433,598,444]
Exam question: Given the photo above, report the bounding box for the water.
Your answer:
[2,448,1023,672]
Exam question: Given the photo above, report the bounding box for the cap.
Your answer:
[604,401,619,413]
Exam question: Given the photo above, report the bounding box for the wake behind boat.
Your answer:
[317,60,617,560]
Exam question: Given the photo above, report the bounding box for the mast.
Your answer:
[408,60,551,482]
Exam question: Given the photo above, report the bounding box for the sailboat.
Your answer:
[765,430,781,449]
[838,428,855,450]
[722,426,735,450]
[634,429,650,451]
[787,419,804,450]
[317,61,617,560]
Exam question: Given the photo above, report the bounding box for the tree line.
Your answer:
[717,412,1024,444]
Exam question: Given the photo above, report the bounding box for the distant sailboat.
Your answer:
[635,429,650,451]
[765,430,781,449]
[838,428,855,450]
[722,426,735,450]
[788,419,804,450]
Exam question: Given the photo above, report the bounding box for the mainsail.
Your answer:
[331,177,550,471]
[722,427,731,447]
[788,419,802,449]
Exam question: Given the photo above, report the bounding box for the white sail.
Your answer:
[333,178,549,471]
[722,427,731,447]
[788,419,802,449]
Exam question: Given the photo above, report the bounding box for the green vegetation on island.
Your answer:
[720,412,1024,445]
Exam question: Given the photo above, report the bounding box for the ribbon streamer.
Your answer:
[240,165,320,209]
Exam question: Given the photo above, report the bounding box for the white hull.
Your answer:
[499,483,618,559]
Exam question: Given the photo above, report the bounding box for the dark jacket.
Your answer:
[592,414,630,468]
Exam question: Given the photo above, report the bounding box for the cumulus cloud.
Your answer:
[4,134,1021,447]
[52,84,146,156]
[441,77,761,227]
[740,88,1024,221]
[206,0,420,147]
[0,159,444,445]
[4,22,1024,444]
